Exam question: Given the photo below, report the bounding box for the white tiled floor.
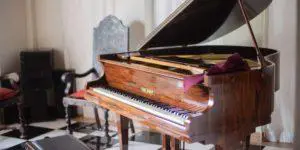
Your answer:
[185,142,215,150]
[30,119,76,129]
[0,136,25,149]
[106,141,162,150]
[90,130,117,137]
[0,119,294,150]
[0,128,12,135]
[107,142,216,150]
[264,147,292,150]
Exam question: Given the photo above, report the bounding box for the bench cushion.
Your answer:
[0,88,17,101]
[70,90,86,99]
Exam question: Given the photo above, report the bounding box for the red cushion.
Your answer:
[70,90,86,99]
[0,88,18,101]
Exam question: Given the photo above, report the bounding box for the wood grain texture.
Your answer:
[102,62,210,112]
[162,135,170,150]
[85,68,274,149]
[161,135,180,150]
[170,137,180,150]
[116,115,129,150]
[85,46,279,149]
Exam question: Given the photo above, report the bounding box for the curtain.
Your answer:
[264,0,297,143]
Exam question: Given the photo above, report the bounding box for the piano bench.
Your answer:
[62,96,136,139]
[63,97,104,134]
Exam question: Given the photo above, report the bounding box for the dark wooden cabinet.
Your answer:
[20,50,55,122]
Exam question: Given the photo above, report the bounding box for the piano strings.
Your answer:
[127,54,260,75]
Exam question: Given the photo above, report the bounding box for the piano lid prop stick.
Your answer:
[130,56,205,74]
[238,0,266,68]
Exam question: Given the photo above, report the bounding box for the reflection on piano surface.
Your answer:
[84,0,279,149]
[85,46,279,150]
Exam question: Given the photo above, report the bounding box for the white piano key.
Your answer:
[93,86,190,126]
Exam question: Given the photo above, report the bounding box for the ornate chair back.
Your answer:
[93,15,129,77]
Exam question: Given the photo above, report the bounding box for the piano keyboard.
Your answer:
[92,86,193,126]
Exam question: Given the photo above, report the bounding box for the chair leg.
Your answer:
[17,96,27,139]
[65,105,72,134]
[94,107,102,130]
[104,109,109,137]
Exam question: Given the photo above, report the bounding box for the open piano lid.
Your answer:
[137,0,272,50]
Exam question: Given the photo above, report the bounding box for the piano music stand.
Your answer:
[62,15,135,145]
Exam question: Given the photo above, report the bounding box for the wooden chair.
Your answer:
[0,73,26,139]
[62,15,135,144]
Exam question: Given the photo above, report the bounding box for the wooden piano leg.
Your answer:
[170,137,180,150]
[116,115,129,150]
[162,135,180,150]
[162,134,170,150]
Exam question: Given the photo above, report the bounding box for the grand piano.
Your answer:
[84,0,279,149]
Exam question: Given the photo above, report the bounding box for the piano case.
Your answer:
[85,0,279,149]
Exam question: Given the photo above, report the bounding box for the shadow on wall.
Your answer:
[129,21,145,50]
[0,51,21,74]
[53,49,66,69]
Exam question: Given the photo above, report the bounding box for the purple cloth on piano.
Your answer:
[206,53,250,75]
[183,53,250,92]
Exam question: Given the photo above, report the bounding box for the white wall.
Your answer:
[0,0,28,74]
[295,0,300,147]
[34,0,65,68]
[31,0,151,116]
[265,0,297,143]
[33,0,151,81]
